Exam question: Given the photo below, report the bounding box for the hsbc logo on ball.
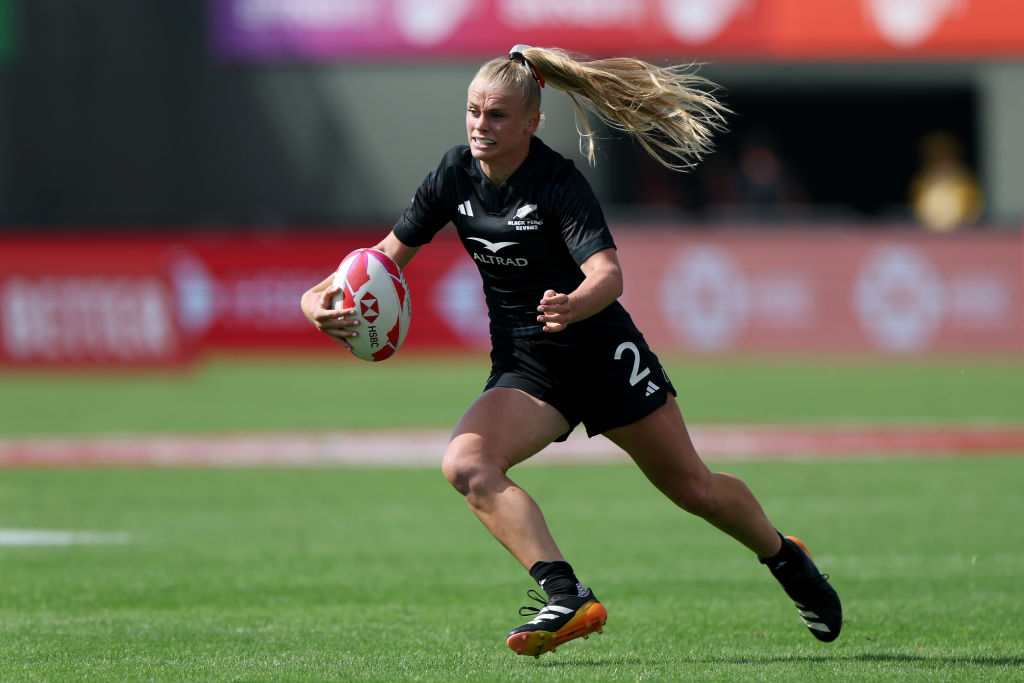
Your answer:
[359,295,380,324]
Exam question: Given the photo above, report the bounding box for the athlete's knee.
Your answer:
[441,439,505,497]
[665,475,717,518]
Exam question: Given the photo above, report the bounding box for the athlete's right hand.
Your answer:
[300,281,360,351]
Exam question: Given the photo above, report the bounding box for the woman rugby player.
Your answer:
[301,46,842,657]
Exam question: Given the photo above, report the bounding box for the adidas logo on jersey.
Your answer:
[645,380,660,397]
[457,200,474,217]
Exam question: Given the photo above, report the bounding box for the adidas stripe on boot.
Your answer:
[506,588,607,658]
[762,536,843,642]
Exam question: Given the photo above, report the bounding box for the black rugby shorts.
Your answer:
[484,331,677,441]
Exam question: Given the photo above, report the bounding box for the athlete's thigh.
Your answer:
[449,387,571,471]
[602,395,711,488]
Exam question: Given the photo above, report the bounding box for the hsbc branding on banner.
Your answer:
[226,0,472,48]
[660,0,750,43]
[659,246,813,351]
[854,246,944,352]
[1,277,179,362]
[497,0,643,28]
[215,0,751,60]
[233,0,379,31]
[167,249,325,339]
[853,244,1016,352]
[393,0,473,46]
[948,271,1011,326]
[864,0,964,48]
[661,247,752,350]
[652,238,1019,354]
[213,0,1024,60]
[0,231,1017,364]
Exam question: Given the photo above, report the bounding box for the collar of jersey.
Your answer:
[468,136,545,194]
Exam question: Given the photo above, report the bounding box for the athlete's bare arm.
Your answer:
[537,247,623,333]
[372,231,421,271]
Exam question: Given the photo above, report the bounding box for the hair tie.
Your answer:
[509,44,545,88]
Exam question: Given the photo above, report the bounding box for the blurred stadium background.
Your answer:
[0,0,1022,451]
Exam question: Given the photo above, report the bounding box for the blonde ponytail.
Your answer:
[510,46,729,171]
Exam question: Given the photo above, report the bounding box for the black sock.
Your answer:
[529,560,582,597]
[759,533,801,580]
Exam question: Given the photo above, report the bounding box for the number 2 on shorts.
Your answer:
[614,341,651,387]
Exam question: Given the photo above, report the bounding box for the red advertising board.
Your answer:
[0,237,195,365]
[210,0,1024,62]
[153,231,479,352]
[0,227,1020,365]
[771,0,1024,58]
[615,229,1022,354]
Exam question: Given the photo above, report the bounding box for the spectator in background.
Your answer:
[909,129,984,232]
[734,132,809,217]
[698,132,809,221]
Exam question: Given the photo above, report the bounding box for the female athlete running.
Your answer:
[301,46,842,657]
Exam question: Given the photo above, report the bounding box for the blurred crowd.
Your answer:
[622,128,984,232]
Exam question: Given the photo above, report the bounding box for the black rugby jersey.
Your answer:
[393,136,638,339]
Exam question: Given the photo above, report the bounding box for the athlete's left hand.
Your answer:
[537,289,572,333]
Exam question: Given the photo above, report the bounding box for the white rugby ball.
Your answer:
[330,248,412,362]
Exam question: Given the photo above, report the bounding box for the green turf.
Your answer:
[2,354,1022,436]
[1,459,1021,680]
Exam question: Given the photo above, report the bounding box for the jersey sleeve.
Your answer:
[552,168,617,266]
[392,153,455,248]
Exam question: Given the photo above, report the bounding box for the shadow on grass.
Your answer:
[684,653,1024,668]
[850,653,1024,667]
[534,658,623,669]
[534,653,1024,669]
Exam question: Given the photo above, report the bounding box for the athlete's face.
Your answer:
[466,80,540,180]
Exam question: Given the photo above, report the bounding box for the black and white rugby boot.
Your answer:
[506,587,607,657]
[761,535,843,642]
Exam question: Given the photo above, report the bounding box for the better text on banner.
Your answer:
[0,238,195,366]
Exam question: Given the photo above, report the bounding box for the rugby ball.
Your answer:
[330,249,412,362]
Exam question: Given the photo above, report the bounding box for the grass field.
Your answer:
[2,354,1023,680]
[2,353,1023,436]
[1,461,1022,680]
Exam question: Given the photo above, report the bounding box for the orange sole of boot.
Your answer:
[506,600,608,658]
[786,535,813,559]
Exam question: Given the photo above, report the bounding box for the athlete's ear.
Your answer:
[526,109,541,134]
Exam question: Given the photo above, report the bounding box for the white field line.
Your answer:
[0,529,131,546]
[1,424,1023,466]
